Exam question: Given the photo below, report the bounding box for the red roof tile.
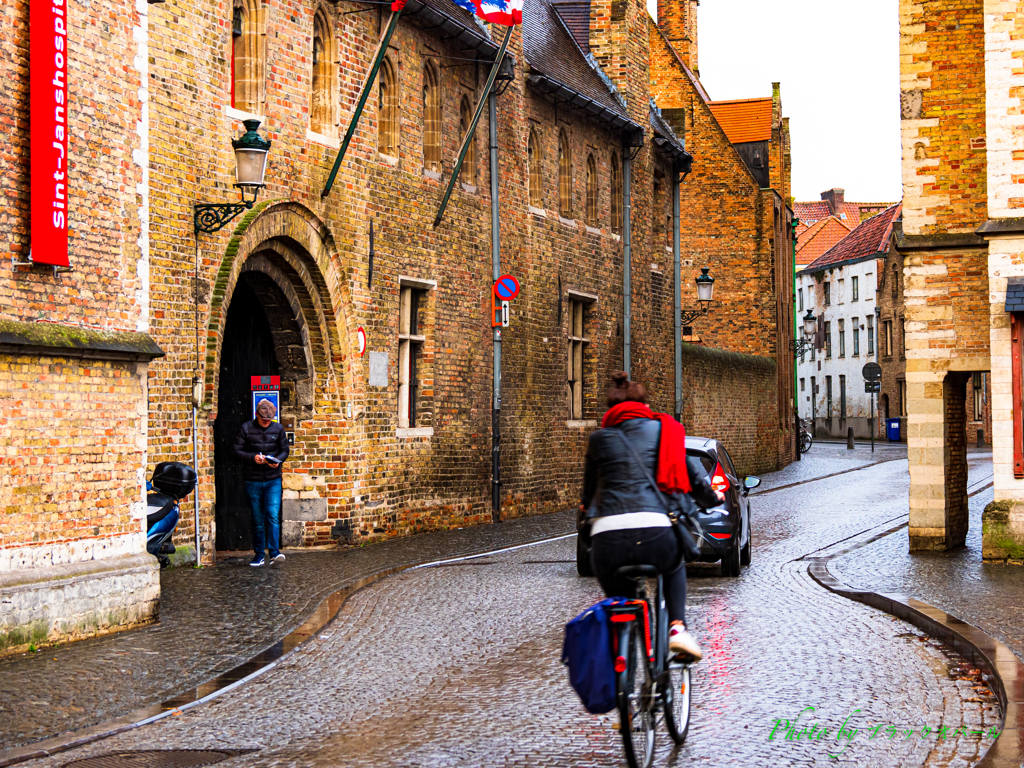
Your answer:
[707,98,773,144]
[804,203,902,272]
[796,217,853,267]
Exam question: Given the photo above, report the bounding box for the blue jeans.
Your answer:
[245,479,282,559]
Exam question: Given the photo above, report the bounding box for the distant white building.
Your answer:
[796,205,902,439]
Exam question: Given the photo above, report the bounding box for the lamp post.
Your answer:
[791,309,817,356]
[188,118,272,566]
[193,119,272,234]
[679,267,716,326]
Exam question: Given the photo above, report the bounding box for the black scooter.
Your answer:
[146,462,197,568]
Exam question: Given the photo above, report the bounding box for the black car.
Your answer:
[576,435,761,577]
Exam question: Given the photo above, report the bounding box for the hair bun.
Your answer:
[611,371,629,388]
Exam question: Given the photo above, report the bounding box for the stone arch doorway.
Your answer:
[203,201,352,558]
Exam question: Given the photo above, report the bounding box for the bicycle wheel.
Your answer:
[663,661,692,744]
[800,431,812,453]
[616,624,655,768]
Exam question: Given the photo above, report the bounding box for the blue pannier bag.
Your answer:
[562,597,622,714]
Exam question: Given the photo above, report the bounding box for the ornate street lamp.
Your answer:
[193,119,272,234]
[681,267,716,325]
[791,308,817,355]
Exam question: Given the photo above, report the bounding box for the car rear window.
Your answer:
[686,452,714,477]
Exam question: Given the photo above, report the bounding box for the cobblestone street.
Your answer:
[2,445,1005,768]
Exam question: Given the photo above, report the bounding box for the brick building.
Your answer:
[649,12,797,462]
[0,0,794,649]
[0,0,162,652]
[896,0,1004,553]
[796,203,900,439]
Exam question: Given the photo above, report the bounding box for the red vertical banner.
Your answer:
[31,0,70,267]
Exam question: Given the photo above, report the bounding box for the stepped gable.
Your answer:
[523,0,628,118]
[805,203,903,272]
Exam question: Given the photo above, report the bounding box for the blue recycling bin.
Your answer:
[886,418,901,442]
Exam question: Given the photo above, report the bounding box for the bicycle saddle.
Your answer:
[615,564,660,578]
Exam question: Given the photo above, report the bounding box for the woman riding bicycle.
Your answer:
[581,372,722,661]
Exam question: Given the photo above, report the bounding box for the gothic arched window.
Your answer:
[378,56,398,156]
[310,8,337,135]
[558,130,572,218]
[231,0,264,115]
[528,129,542,207]
[585,154,598,227]
[423,62,442,173]
[459,96,476,185]
[610,151,622,234]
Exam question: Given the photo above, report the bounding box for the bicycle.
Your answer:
[608,564,694,768]
[799,418,813,454]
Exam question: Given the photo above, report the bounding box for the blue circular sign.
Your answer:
[495,275,520,300]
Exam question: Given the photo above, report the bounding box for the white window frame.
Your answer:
[398,278,436,430]
[567,292,598,421]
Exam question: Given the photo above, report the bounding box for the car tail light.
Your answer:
[709,532,732,539]
[711,462,730,493]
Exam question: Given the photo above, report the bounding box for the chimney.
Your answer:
[657,0,699,75]
[590,0,651,115]
[821,188,845,215]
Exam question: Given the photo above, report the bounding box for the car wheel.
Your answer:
[721,537,741,577]
[740,525,751,566]
[576,533,594,577]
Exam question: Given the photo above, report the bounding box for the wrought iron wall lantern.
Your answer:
[680,267,716,326]
[193,119,272,235]
[791,309,817,355]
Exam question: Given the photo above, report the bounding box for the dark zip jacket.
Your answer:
[233,419,290,482]
[581,418,719,518]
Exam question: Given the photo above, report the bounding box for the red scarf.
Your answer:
[601,402,691,494]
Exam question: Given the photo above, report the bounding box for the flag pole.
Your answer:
[432,25,513,229]
[322,8,403,198]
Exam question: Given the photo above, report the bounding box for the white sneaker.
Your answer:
[272,553,286,563]
[669,625,702,661]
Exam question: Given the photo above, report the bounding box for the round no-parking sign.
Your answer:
[356,327,367,356]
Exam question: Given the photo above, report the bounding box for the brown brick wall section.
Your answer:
[0,356,146,548]
[0,0,148,553]
[944,371,969,547]
[902,0,987,232]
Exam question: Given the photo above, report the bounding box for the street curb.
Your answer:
[752,457,903,495]
[805,535,1024,768]
[0,531,575,768]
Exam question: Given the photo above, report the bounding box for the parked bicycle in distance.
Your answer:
[799,417,813,454]
[608,564,694,768]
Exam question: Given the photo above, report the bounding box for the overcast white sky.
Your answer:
[648,0,902,204]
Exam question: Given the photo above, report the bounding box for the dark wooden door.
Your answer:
[214,278,279,552]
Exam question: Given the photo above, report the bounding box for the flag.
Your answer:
[452,0,522,25]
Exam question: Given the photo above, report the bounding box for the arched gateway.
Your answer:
[201,201,355,554]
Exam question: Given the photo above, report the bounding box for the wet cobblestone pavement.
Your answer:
[7,449,1002,768]
[0,510,577,749]
[832,452,1024,666]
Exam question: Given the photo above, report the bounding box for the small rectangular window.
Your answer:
[840,375,847,419]
[899,379,907,417]
[867,315,875,355]
[398,286,427,428]
[800,378,805,392]
[852,276,859,301]
[900,316,906,358]
[825,321,832,359]
[798,288,803,311]
[568,298,591,419]
[853,319,860,356]
[824,282,831,306]
[838,319,845,358]
[826,376,833,416]
[884,321,893,357]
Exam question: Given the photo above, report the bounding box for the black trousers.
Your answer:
[590,526,687,625]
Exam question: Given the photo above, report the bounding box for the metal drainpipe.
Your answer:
[792,215,800,462]
[673,163,682,422]
[489,90,502,524]
[622,146,632,376]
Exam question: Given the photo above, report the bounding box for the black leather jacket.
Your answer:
[233,419,290,482]
[581,418,719,519]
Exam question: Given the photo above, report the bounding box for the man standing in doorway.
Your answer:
[233,399,289,567]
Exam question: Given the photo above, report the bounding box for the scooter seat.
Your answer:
[146,492,176,527]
